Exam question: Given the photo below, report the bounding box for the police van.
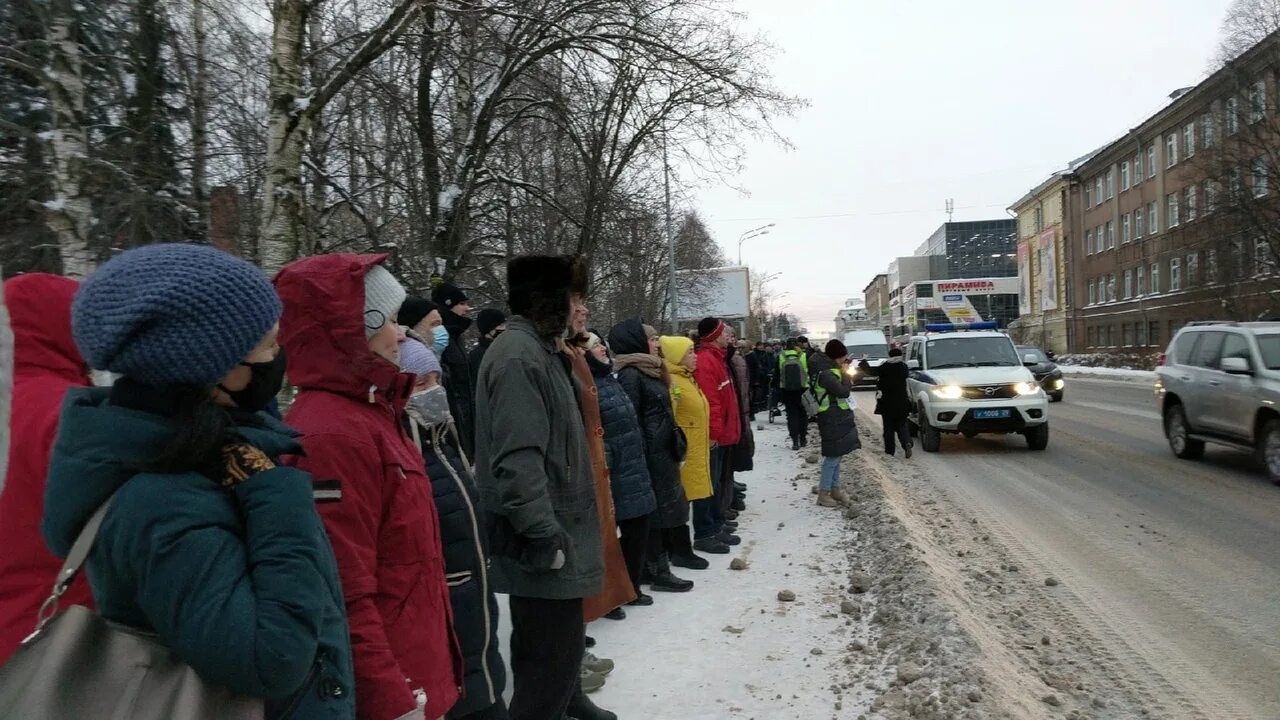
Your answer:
[904,322,1050,452]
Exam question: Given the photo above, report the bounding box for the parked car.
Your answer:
[1016,345,1065,402]
[1155,321,1280,484]
[905,324,1050,452]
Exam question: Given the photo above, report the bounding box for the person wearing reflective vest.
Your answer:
[811,340,861,508]
[774,339,810,450]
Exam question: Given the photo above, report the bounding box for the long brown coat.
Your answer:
[570,350,636,621]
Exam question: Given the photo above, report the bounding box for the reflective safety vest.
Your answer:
[814,368,849,414]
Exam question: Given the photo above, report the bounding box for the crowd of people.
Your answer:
[0,245,883,720]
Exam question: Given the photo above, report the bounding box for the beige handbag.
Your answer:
[0,493,264,720]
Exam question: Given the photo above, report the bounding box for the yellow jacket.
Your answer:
[660,336,712,501]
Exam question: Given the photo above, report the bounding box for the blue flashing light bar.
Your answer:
[924,321,999,332]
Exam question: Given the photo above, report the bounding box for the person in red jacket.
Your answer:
[0,274,91,663]
[275,254,460,720]
[689,317,741,554]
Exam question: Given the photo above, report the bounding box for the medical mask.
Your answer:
[90,370,121,388]
[432,325,450,354]
[219,350,287,412]
[408,384,452,426]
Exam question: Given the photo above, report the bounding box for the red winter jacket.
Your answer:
[0,274,90,663]
[694,342,741,447]
[275,254,460,720]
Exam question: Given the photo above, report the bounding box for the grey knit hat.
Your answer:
[363,263,406,338]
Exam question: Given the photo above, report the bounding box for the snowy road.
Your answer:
[855,377,1280,719]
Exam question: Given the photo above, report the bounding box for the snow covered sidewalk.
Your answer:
[1058,365,1156,383]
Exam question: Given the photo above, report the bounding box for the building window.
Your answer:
[1088,279,1096,305]
[1207,248,1218,282]
[1122,213,1131,243]
[1187,252,1199,285]
[1202,110,1215,148]
[1147,144,1156,178]
[1184,186,1197,221]
[1106,220,1115,249]
[1085,229,1093,255]
[1150,322,1160,347]
[1257,239,1272,275]
[1033,205,1044,232]
[1120,161,1130,191]
[1204,179,1217,212]
[1250,79,1266,122]
[1233,239,1247,278]
[1124,269,1133,299]
[1229,167,1244,199]
[1123,324,1135,348]
[1094,176,1103,205]
[1137,265,1145,295]
[1170,257,1182,290]
[1151,262,1160,294]
[1135,207,1145,238]
[1139,321,1149,346]
[1134,152,1143,184]
[1148,201,1159,233]
[1166,133,1178,167]
[1106,169,1115,199]
[1108,273,1117,302]
[1167,192,1180,227]
[1183,121,1195,158]
[1227,96,1240,134]
[1085,182,1093,208]
[1253,156,1269,196]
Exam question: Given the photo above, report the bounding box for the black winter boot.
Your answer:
[670,552,710,570]
[567,686,618,720]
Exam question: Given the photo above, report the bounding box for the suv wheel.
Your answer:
[1024,423,1049,451]
[1255,419,1280,484]
[920,414,942,453]
[1164,404,1205,460]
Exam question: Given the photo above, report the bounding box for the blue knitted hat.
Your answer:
[72,243,282,387]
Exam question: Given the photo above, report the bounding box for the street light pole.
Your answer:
[737,223,775,265]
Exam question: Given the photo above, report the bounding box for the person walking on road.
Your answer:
[775,338,811,450]
[812,340,861,508]
[474,256,603,720]
[859,347,912,458]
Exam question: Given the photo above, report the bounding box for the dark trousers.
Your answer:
[507,596,584,720]
[617,513,651,594]
[649,524,693,562]
[883,414,912,454]
[781,389,807,441]
[715,444,737,517]
[692,447,726,539]
[450,701,509,720]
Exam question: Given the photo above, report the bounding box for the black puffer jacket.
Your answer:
[588,353,658,522]
[811,352,861,458]
[860,356,910,419]
[440,310,476,458]
[407,416,506,717]
[608,317,689,529]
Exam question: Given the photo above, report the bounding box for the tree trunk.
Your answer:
[260,0,309,272]
[191,0,210,241]
[43,0,96,278]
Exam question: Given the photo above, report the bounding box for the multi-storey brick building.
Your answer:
[1010,171,1070,354]
[1068,33,1280,353]
[863,273,889,335]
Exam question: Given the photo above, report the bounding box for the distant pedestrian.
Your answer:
[43,243,355,719]
[775,338,811,450]
[468,308,507,393]
[693,318,741,553]
[859,347,912,458]
[812,340,861,508]
[662,336,721,554]
[433,281,477,457]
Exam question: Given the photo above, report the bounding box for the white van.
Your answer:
[842,329,889,387]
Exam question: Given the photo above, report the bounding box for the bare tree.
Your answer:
[1216,0,1280,65]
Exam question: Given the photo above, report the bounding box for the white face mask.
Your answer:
[90,370,121,388]
[408,384,452,426]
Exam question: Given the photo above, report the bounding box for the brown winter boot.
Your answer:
[830,486,850,505]
[816,491,839,508]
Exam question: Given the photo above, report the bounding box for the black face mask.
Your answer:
[220,349,287,412]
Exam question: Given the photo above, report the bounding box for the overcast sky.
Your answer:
[693,0,1233,336]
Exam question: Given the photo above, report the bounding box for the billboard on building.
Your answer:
[675,266,750,321]
[1017,241,1032,315]
[1039,228,1058,312]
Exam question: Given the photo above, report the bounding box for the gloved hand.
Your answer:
[520,533,569,572]
[221,442,275,487]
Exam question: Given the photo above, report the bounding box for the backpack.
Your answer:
[780,352,805,391]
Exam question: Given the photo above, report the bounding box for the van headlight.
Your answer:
[1014,381,1040,396]
[1052,378,1065,390]
[931,385,963,400]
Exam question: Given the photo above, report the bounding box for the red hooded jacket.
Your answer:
[275,254,460,720]
[0,274,90,663]
[694,341,741,447]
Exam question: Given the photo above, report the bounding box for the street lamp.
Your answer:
[738,223,776,265]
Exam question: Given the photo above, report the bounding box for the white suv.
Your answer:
[905,328,1051,452]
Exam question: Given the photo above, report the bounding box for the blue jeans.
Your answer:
[693,447,727,539]
[819,455,842,492]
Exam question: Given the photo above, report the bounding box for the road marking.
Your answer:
[1064,399,1160,422]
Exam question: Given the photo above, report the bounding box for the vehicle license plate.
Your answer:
[974,409,1011,420]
